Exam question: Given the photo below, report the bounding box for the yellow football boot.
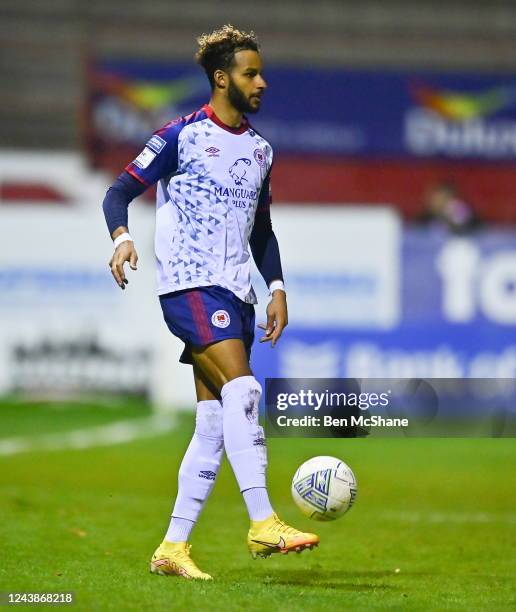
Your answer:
[248,513,320,559]
[150,541,212,580]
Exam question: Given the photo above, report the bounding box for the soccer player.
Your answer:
[102,25,319,580]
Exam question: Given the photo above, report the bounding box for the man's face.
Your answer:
[226,50,267,114]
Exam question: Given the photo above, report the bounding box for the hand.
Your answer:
[258,290,288,347]
[109,241,138,290]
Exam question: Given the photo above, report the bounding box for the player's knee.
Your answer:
[195,400,223,439]
[221,375,262,423]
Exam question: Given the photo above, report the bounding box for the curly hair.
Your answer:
[195,25,259,88]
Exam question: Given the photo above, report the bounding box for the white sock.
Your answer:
[221,376,274,519]
[164,399,224,542]
[242,487,274,521]
[165,517,194,542]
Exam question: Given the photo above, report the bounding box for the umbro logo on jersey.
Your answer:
[205,146,220,157]
[198,470,216,481]
[211,310,230,328]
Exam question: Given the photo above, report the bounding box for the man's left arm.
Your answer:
[249,173,288,347]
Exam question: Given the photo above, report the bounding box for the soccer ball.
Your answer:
[291,456,357,521]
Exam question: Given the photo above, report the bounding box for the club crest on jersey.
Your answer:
[254,148,266,167]
[205,146,220,157]
[211,310,230,328]
[228,157,251,186]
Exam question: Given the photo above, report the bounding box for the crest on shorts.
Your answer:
[211,310,230,328]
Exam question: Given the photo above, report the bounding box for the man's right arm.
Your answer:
[102,117,184,289]
[103,172,147,238]
[102,172,147,289]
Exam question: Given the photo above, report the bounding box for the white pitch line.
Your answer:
[0,414,177,456]
[380,510,516,525]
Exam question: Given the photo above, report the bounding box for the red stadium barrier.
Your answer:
[272,157,516,224]
[91,148,516,224]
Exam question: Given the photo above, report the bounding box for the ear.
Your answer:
[213,69,227,90]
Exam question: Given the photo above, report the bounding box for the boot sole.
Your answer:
[250,539,319,559]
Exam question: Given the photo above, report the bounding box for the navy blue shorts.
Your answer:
[159,285,256,364]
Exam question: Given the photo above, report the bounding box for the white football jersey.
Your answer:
[125,104,273,304]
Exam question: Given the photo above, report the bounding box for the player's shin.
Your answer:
[165,400,224,542]
[220,376,274,521]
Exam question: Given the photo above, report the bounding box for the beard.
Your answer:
[227,78,260,114]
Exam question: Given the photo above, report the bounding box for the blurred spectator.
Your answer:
[417,181,481,234]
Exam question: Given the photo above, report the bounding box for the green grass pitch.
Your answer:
[0,399,515,610]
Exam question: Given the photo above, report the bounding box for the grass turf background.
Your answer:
[0,400,515,610]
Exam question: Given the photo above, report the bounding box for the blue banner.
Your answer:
[251,229,516,382]
[91,60,516,159]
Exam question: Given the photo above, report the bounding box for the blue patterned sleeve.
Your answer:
[124,118,184,186]
[101,117,186,237]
